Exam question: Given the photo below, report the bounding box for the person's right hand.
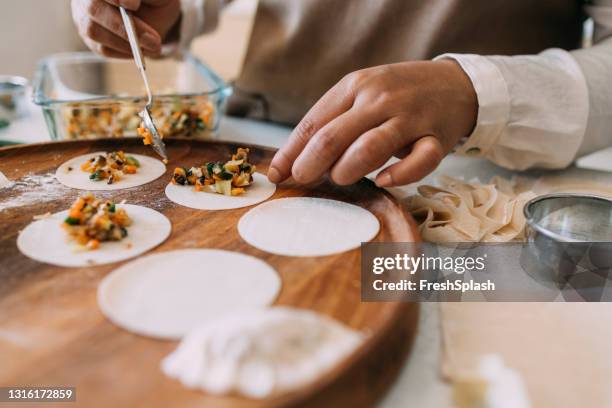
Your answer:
[71,0,182,58]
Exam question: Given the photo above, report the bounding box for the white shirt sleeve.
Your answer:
[175,0,224,50]
[436,0,612,171]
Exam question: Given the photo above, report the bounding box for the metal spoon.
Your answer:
[119,6,168,162]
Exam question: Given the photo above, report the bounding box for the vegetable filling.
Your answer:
[80,151,140,184]
[63,193,132,250]
[63,98,215,140]
[171,148,256,196]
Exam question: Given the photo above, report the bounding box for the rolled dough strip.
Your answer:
[97,249,281,340]
[165,173,276,210]
[55,152,166,190]
[17,204,171,267]
[238,197,380,257]
[407,176,536,243]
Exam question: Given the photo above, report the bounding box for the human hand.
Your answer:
[71,0,181,58]
[267,60,478,188]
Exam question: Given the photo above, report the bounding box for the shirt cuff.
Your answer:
[179,0,206,51]
[162,0,221,56]
[434,53,511,158]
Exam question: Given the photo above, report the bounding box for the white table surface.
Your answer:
[4,107,612,408]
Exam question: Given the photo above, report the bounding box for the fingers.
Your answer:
[330,118,413,185]
[105,0,172,8]
[86,23,132,55]
[267,75,357,183]
[84,38,132,58]
[375,136,444,187]
[78,0,162,55]
[104,0,141,10]
[290,108,382,184]
[99,45,134,59]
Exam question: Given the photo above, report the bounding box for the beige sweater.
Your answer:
[227,0,582,124]
[180,0,612,170]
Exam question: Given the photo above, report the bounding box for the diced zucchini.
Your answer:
[90,170,103,181]
[205,162,215,178]
[64,216,81,225]
[101,218,113,230]
[234,173,251,187]
[219,171,234,180]
[212,162,223,174]
[195,118,206,130]
[215,179,232,196]
[126,156,140,167]
[224,159,243,173]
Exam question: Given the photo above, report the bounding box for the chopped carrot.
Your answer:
[68,210,81,220]
[137,126,153,145]
[123,165,137,174]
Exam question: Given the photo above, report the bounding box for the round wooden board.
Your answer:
[0,138,420,408]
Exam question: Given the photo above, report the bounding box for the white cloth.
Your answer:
[180,0,612,171]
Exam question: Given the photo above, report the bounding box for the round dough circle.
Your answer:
[17,204,171,267]
[238,197,380,257]
[165,172,276,210]
[97,249,281,339]
[56,152,166,190]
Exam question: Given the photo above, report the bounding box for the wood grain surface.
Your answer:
[0,138,420,408]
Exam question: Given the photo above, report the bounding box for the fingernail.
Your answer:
[268,167,282,184]
[376,172,392,187]
[140,33,161,51]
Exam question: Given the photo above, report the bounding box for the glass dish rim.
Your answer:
[32,51,232,106]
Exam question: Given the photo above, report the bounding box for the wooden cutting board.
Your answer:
[0,138,420,408]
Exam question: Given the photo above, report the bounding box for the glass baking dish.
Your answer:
[32,51,231,141]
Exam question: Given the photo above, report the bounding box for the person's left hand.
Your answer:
[267,60,478,187]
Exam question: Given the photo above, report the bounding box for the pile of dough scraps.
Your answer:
[406,176,536,243]
[171,148,256,196]
[162,307,364,399]
[63,193,131,250]
[78,151,140,184]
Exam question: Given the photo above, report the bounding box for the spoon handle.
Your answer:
[119,6,153,106]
